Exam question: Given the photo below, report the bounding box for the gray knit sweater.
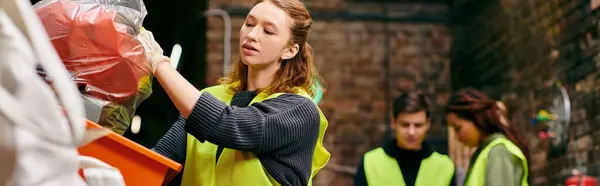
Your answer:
[153,91,321,186]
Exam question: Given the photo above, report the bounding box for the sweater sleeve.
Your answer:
[152,115,187,164]
[184,92,321,154]
[485,145,525,186]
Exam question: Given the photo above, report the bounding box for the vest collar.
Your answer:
[478,133,506,149]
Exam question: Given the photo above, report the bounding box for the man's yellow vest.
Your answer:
[464,138,528,186]
[363,147,455,186]
[180,84,330,186]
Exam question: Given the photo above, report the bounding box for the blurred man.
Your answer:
[354,91,456,186]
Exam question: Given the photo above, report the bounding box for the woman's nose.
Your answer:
[246,27,259,41]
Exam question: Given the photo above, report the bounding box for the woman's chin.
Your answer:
[241,56,257,65]
[241,58,271,67]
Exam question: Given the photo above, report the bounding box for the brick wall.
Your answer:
[450,0,600,185]
[205,0,452,185]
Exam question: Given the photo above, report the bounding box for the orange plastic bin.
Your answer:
[78,120,182,186]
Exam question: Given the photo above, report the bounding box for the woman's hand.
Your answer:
[137,28,202,118]
[137,29,170,74]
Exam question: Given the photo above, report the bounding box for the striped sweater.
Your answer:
[153,90,321,186]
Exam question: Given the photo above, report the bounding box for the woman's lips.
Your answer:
[242,47,258,55]
[242,44,258,55]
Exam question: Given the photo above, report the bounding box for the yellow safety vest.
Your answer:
[364,147,455,186]
[464,137,528,186]
[180,84,330,186]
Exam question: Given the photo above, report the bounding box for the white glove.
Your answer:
[77,156,125,186]
[137,28,170,74]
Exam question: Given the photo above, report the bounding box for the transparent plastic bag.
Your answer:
[34,0,151,134]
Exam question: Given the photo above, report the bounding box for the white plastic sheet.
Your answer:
[0,0,124,185]
[0,9,87,185]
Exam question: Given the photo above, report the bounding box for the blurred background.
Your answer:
[30,0,600,185]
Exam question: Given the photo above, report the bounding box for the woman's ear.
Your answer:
[281,44,299,60]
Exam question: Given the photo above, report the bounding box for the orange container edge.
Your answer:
[81,120,182,184]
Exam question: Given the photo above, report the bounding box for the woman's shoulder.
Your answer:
[266,93,316,106]
[489,144,511,155]
[488,144,521,162]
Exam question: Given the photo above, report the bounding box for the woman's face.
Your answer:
[240,1,298,68]
[446,113,482,147]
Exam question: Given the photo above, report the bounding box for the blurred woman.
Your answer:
[445,88,529,186]
[136,0,329,185]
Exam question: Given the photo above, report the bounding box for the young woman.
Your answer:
[445,88,529,186]
[136,0,330,185]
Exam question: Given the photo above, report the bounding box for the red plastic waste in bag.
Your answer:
[35,0,151,134]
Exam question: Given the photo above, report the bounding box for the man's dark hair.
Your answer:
[392,91,431,118]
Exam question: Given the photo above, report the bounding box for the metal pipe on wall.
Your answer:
[204,8,232,77]
[382,2,393,141]
[220,5,449,24]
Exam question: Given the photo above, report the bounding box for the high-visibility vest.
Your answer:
[180,84,330,186]
[364,147,455,186]
[464,137,528,186]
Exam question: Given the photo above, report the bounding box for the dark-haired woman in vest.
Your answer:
[445,88,529,186]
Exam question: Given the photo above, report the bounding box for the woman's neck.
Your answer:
[246,64,280,91]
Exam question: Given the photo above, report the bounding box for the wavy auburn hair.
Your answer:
[219,0,324,97]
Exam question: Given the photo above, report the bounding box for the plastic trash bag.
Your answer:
[34,0,152,134]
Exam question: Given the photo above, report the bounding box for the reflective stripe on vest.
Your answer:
[180,84,330,186]
[364,147,455,186]
[464,138,528,186]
